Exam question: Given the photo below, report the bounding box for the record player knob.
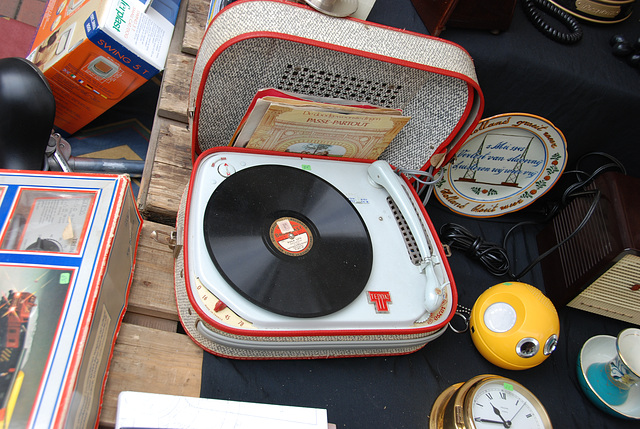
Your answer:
[217,162,236,177]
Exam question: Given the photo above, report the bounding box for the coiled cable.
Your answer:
[439,223,510,277]
[521,0,583,44]
[439,153,624,280]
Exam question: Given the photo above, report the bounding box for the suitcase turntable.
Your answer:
[174,148,457,359]
[175,0,483,359]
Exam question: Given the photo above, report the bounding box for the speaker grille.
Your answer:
[551,182,612,288]
[278,65,402,108]
[387,197,428,266]
[537,171,640,315]
[197,37,470,171]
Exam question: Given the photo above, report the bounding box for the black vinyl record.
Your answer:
[203,164,373,318]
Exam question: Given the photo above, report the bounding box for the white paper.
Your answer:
[116,391,329,429]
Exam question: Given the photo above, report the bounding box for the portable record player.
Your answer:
[174,0,484,359]
[175,148,456,358]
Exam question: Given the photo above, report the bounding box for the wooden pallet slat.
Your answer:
[100,323,203,427]
[183,0,209,55]
[128,220,180,320]
[142,123,193,224]
[157,53,195,123]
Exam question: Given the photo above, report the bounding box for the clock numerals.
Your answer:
[471,384,547,428]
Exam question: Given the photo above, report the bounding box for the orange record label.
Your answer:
[270,217,313,256]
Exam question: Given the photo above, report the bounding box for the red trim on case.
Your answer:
[220,0,479,54]
[0,187,98,254]
[91,182,143,429]
[186,331,429,361]
[0,169,123,179]
[200,0,481,57]
[181,147,457,340]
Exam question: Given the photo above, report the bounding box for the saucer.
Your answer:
[577,335,640,419]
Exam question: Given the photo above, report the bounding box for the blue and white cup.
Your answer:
[587,328,640,406]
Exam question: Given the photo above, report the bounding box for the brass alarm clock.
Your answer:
[429,374,553,429]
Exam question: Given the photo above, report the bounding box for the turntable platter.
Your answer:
[203,164,373,318]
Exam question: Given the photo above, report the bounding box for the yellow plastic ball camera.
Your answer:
[470,282,559,370]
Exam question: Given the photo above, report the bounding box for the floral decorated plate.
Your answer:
[434,113,567,218]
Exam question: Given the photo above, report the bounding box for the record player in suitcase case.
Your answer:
[173,0,484,359]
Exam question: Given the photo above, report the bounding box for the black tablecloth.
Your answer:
[200,2,639,427]
[369,0,640,178]
[200,199,637,428]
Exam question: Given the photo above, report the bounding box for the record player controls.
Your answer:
[217,162,236,177]
[214,300,227,312]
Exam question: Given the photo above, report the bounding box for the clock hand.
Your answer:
[507,402,526,424]
[475,417,509,425]
[491,403,511,428]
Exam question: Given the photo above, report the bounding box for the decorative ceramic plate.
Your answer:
[434,113,567,218]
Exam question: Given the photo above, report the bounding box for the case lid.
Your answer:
[189,0,484,171]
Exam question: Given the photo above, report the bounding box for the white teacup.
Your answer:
[611,328,640,390]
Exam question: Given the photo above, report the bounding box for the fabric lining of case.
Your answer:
[196,37,469,170]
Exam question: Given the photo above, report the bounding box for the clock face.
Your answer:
[468,378,551,429]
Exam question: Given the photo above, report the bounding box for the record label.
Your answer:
[270,217,313,256]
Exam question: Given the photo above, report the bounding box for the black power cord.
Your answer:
[439,152,626,281]
[439,223,511,277]
[440,190,599,281]
[521,0,583,45]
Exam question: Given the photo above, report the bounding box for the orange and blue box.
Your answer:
[28,0,181,135]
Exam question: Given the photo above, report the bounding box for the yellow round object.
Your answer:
[470,282,559,370]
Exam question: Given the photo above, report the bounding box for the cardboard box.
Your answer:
[27,0,181,135]
[0,171,143,428]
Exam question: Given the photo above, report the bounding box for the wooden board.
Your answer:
[122,312,178,332]
[101,1,205,427]
[137,0,192,216]
[100,323,203,427]
[183,0,208,55]
[141,122,193,224]
[128,220,180,320]
[157,52,194,123]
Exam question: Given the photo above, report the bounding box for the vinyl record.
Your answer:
[203,164,373,318]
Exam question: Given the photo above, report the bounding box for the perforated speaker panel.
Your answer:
[568,253,640,324]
